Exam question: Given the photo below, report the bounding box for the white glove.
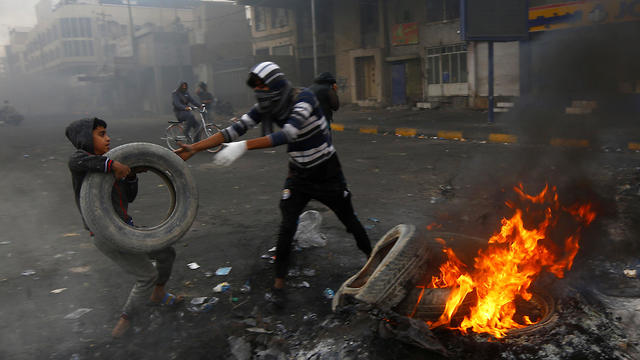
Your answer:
[213,141,248,166]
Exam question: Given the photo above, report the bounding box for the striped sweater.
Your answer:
[221,89,335,168]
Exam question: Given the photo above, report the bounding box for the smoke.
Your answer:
[506,20,640,145]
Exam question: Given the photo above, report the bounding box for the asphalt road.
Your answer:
[0,113,638,359]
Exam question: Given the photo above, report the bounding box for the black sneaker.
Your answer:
[265,287,287,308]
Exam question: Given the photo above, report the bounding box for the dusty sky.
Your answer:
[0,0,40,55]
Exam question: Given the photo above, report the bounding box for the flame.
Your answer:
[425,184,596,338]
[427,222,443,231]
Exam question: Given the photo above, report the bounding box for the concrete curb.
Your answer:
[330,123,640,152]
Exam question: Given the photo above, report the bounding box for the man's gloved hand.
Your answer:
[213,141,247,166]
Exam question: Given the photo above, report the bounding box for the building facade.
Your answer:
[190,2,253,108]
[2,0,196,115]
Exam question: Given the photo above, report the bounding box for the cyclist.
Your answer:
[196,82,215,116]
[171,81,203,142]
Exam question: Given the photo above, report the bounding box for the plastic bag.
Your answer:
[294,210,327,248]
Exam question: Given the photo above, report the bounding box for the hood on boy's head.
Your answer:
[313,72,336,85]
[65,117,106,153]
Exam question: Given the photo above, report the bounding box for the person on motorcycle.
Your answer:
[171,81,203,142]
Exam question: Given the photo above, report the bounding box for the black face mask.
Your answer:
[255,89,282,112]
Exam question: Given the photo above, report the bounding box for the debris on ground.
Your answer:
[294,210,327,248]
[187,262,200,270]
[302,268,316,277]
[323,288,334,299]
[213,282,230,293]
[69,266,90,273]
[50,288,67,294]
[190,297,207,305]
[63,308,92,320]
[216,266,232,276]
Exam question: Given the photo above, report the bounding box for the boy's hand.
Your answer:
[175,143,196,161]
[112,161,131,179]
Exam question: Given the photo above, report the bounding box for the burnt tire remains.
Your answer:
[80,142,198,253]
[333,224,434,311]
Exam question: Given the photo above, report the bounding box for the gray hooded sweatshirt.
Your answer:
[65,118,138,231]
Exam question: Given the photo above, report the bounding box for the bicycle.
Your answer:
[165,107,222,153]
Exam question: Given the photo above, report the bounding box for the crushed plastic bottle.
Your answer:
[302,268,316,277]
[213,282,230,293]
[322,288,334,299]
[240,281,251,293]
[199,297,219,312]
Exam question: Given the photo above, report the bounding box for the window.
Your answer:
[395,0,414,23]
[426,0,460,23]
[255,47,269,56]
[426,44,467,84]
[360,0,379,47]
[272,8,288,28]
[87,40,94,56]
[254,7,267,31]
[63,41,71,57]
[70,18,79,37]
[80,18,92,38]
[272,44,292,56]
[61,18,70,38]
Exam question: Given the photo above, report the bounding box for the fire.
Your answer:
[425,184,596,338]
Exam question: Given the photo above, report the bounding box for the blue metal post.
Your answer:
[488,41,494,124]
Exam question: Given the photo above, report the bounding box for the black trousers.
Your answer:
[275,154,372,278]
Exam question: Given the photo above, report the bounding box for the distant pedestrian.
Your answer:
[309,72,340,126]
[65,118,183,338]
[171,81,203,141]
[195,81,215,116]
[175,62,372,308]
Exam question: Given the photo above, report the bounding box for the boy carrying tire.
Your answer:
[65,118,183,338]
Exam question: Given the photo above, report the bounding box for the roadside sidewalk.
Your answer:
[332,106,640,151]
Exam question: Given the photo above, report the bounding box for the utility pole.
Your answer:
[311,0,317,77]
[126,0,136,60]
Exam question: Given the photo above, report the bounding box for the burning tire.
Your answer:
[332,224,434,311]
[80,142,198,253]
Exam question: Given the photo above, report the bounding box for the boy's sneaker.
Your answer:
[265,287,287,308]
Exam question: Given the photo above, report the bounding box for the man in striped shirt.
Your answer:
[176,62,372,307]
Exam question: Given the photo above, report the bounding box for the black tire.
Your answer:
[166,123,186,151]
[80,142,198,253]
[333,224,434,311]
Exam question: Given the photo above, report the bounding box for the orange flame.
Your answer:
[426,184,596,338]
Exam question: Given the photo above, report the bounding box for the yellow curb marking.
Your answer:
[437,130,463,140]
[488,133,518,144]
[629,142,640,151]
[395,128,417,137]
[359,126,378,134]
[330,123,345,131]
[550,138,590,147]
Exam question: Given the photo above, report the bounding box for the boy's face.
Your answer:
[92,126,110,155]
